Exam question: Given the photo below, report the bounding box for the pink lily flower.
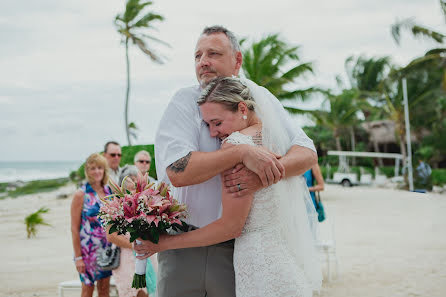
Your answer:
[123,195,139,222]
[136,171,149,193]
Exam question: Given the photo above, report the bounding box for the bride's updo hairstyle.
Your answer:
[197,77,256,112]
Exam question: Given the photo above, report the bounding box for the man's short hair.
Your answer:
[134,150,152,163]
[104,141,120,153]
[202,25,240,52]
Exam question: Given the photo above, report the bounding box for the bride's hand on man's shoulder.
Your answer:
[241,146,284,187]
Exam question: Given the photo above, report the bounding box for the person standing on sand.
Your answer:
[71,153,112,297]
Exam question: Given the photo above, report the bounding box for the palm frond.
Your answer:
[124,0,152,23]
[284,106,316,115]
[133,12,164,28]
[442,0,446,23]
[132,36,164,63]
[277,87,321,101]
[241,33,315,102]
[140,33,171,47]
[281,62,314,81]
[392,18,445,45]
[345,55,391,92]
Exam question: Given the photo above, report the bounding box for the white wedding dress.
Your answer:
[224,131,319,297]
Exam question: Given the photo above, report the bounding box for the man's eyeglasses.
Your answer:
[110,153,122,158]
[137,160,151,164]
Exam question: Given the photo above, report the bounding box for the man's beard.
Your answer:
[198,68,218,88]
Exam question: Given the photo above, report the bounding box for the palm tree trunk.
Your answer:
[373,141,384,167]
[125,38,132,146]
[335,136,342,151]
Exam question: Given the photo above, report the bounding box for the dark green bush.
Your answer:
[378,167,397,178]
[0,182,7,193]
[432,169,446,186]
[8,178,68,198]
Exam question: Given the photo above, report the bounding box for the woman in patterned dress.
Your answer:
[71,153,112,297]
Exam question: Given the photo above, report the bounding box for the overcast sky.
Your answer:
[0,0,440,161]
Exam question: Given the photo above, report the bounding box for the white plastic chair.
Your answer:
[315,216,339,281]
[58,277,118,297]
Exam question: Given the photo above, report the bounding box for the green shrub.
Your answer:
[378,167,397,178]
[318,155,339,167]
[432,169,446,186]
[25,207,51,238]
[8,178,68,198]
[0,182,7,193]
[320,166,338,179]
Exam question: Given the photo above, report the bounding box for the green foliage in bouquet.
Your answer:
[108,214,188,244]
[25,207,51,238]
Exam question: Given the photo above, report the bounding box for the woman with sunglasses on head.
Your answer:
[71,153,112,297]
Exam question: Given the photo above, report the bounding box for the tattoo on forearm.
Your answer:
[252,131,263,145]
[167,152,192,173]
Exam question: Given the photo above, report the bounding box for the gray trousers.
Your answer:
[156,238,236,297]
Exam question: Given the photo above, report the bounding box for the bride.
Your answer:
[136,77,322,297]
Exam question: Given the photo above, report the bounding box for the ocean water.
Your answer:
[0,161,82,183]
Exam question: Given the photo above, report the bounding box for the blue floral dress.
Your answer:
[78,182,112,286]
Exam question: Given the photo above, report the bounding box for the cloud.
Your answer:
[0,96,14,104]
[0,0,441,161]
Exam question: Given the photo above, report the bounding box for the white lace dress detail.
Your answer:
[224,132,313,297]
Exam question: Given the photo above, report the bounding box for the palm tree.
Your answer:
[391,0,446,91]
[345,55,391,99]
[380,53,446,163]
[240,34,318,105]
[115,0,169,145]
[310,89,361,151]
[390,1,446,165]
[344,55,393,164]
[25,207,51,238]
[391,0,446,45]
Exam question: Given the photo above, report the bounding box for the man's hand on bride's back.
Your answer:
[241,146,284,187]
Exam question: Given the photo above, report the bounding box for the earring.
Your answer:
[242,115,247,120]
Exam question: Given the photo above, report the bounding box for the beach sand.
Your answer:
[1,183,445,297]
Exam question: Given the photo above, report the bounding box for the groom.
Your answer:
[140,26,317,297]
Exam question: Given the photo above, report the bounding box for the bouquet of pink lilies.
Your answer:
[99,172,187,288]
